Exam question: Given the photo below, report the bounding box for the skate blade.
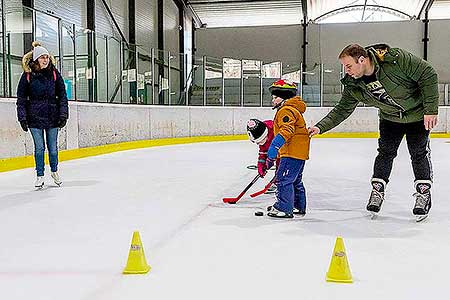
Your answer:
[369,212,378,220]
[415,214,428,222]
[35,185,44,190]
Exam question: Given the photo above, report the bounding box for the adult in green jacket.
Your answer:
[308,44,438,222]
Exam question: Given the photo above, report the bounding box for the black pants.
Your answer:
[373,119,432,183]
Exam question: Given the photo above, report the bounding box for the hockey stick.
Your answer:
[223,174,261,204]
[250,175,276,198]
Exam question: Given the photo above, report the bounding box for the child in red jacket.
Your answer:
[247,119,276,193]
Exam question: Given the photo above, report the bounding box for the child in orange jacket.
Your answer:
[264,79,310,218]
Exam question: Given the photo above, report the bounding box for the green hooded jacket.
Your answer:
[316,44,439,133]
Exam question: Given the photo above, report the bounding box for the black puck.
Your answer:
[254,211,264,216]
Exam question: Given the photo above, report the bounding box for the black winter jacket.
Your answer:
[16,62,69,129]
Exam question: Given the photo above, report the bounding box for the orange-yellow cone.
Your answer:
[123,231,151,274]
[326,236,353,283]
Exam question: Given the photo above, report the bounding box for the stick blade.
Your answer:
[223,197,238,204]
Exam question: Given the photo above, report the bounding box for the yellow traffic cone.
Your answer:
[123,231,151,274]
[326,236,353,283]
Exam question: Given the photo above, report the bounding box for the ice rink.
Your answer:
[1,138,449,300]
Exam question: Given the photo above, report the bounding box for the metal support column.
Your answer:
[151,48,155,104]
[260,61,263,106]
[240,60,244,106]
[319,63,324,106]
[445,84,449,106]
[299,63,303,98]
[168,51,172,105]
[1,0,7,96]
[202,55,206,106]
[221,58,225,106]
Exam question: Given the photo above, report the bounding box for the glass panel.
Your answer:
[0,3,3,96]
[137,47,151,105]
[61,22,75,100]
[242,59,261,106]
[107,36,121,103]
[262,61,281,107]
[35,11,59,68]
[6,7,33,97]
[298,64,319,106]
[174,53,186,105]
[155,49,169,105]
[169,51,181,105]
[122,44,133,104]
[189,56,204,106]
[205,56,222,106]
[223,58,241,106]
[74,26,89,101]
[96,34,107,102]
[322,63,343,107]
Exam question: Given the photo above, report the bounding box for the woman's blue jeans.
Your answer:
[30,128,59,176]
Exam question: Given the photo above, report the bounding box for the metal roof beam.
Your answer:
[313,4,412,23]
[175,0,204,28]
[418,0,436,19]
[361,0,368,22]
[188,0,292,5]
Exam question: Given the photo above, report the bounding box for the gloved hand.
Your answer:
[257,159,267,177]
[265,157,275,172]
[20,120,28,132]
[58,118,67,128]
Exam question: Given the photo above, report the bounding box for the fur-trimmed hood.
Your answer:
[21,41,57,72]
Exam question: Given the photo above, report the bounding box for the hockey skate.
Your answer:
[367,178,386,219]
[413,180,432,222]
[265,184,277,194]
[293,207,306,217]
[51,171,62,186]
[35,176,44,189]
[267,205,293,218]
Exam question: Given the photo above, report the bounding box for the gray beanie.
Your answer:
[32,45,49,61]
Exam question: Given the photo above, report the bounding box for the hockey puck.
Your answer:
[254,211,264,216]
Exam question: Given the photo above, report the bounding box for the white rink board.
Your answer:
[1,98,449,159]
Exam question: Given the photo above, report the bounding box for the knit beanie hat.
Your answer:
[32,42,49,61]
[247,119,268,144]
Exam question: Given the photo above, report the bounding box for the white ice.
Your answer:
[1,138,450,300]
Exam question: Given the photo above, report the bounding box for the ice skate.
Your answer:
[367,178,386,219]
[267,205,293,218]
[413,180,432,222]
[293,207,306,217]
[51,171,62,186]
[35,176,44,189]
[265,184,277,194]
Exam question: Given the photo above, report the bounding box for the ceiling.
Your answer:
[186,0,445,28]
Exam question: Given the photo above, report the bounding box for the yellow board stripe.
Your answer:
[0,135,246,173]
[1,133,449,173]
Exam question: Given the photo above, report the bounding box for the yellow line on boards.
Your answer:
[1,133,449,173]
[0,135,247,173]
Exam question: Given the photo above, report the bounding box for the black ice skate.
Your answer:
[413,180,432,222]
[267,205,293,218]
[367,178,386,218]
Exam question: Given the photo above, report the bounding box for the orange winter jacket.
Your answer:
[273,96,310,160]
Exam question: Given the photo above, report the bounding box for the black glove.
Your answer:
[58,118,67,128]
[20,120,28,132]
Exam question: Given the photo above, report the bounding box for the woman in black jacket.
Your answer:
[16,41,69,188]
